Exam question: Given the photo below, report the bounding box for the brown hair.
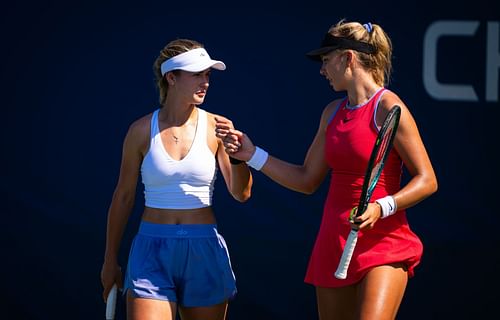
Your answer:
[328,20,393,86]
[152,39,204,105]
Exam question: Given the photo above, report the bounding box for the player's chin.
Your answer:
[193,94,206,104]
[331,82,341,91]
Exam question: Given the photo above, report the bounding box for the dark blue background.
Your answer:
[1,1,499,319]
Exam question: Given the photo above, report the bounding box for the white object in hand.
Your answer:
[334,229,358,279]
[106,284,118,320]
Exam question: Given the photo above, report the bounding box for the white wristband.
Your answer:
[375,195,397,219]
[246,146,269,171]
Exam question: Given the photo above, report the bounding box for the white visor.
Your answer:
[160,48,226,75]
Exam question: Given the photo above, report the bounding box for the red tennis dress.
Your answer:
[304,88,423,287]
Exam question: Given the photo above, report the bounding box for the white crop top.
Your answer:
[141,108,217,209]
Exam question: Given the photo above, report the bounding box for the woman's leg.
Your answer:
[316,285,358,320]
[127,291,177,320]
[356,264,408,320]
[179,301,228,320]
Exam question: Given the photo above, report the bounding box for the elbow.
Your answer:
[230,175,253,202]
[302,187,316,195]
[298,179,321,195]
[233,190,251,203]
[231,184,252,202]
[426,170,438,195]
[429,177,438,195]
[300,182,319,195]
[421,174,438,198]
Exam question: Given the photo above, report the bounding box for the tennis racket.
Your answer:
[334,105,402,280]
[106,284,118,320]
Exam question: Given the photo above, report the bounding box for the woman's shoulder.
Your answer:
[325,97,346,111]
[129,111,154,132]
[203,109,222,129]
[199,107,211,117]
[123,111,156,149]
[376,90,412,126]
[379,90,406,111]
[321,97,346,121]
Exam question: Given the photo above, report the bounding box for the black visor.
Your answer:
[306,33,376,61]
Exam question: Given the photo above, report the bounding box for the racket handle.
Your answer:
[334,229,359,280]
[106,284,118,320]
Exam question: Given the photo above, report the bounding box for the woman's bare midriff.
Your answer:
[142,206,216,224]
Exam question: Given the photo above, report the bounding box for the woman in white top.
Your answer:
[100,38,253,320]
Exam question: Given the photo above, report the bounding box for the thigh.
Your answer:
[127,291,177,320]
[179,301,228,320]
[357,263,408,320]
[316,285,357,320]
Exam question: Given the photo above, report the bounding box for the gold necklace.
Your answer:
[172,134,179,144]
[166,108,198,145]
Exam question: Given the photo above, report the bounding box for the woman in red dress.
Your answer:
[216,19,437,320]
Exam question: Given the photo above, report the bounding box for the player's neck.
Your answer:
[159,103,197,127]
[347,82,382,107]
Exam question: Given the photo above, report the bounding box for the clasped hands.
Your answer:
[215,116,255,162]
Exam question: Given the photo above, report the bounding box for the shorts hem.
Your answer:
[125,290,237,307]
[125,288,178,303]
[180,290,237,307]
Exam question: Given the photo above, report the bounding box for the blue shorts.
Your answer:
[124,222,237,307]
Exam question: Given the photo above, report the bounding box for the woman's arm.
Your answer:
[356,93,438,230]
[101,118,145,300]
[211,114,252,202]
[378,93,438,210]
[216,100,341,194]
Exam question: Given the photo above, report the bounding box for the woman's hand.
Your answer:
[100,260,123,303]
[349,202,382,230]
[215,116,256,161]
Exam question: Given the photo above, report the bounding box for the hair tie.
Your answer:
[363,22,373,33]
